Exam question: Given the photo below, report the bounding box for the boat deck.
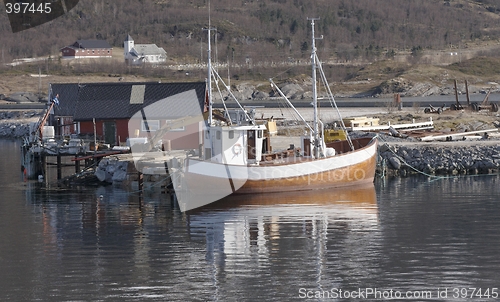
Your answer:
[259,137,375,166]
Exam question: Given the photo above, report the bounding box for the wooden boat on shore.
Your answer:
[174,19,377,212]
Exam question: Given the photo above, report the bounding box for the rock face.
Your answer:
[377,77,412,94]
[212,80,315,102]
[376,78,447,97]
[6,92,41,103]
[279,83,304,99]
[375,77,500,97]
[379,143,500,176]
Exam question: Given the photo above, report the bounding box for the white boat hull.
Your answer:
[175,137,378,211]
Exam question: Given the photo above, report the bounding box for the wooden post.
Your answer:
[42,154,48,185]
[394,93,402,110]
[93,118,97,154]
[454,80,459,106]
[57,152,62,180]
[164,140,171,152]
[138,172,143,191]
[75,156,80,173]
[465,79,470,106]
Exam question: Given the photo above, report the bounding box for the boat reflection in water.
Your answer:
[186,184,379,276]
[19,170,378,300]
[189,183,377,212]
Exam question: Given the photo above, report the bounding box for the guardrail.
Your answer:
[0,103,46,110]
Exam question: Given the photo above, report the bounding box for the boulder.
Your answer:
[112,169,128,183]
[301,91,313,100]
[235,83,255,100]
[280,83,304,99]
[377,77,412,95]
[388,156,402,170]
[252,90,268,99]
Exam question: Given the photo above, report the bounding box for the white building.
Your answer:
[124,34,167,65]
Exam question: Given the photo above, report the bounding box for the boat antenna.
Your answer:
[309,17,322,158]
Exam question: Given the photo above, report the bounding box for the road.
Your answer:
[254,107,389,122]
[216,92,500,109]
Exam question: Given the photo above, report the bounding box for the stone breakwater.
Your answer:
[379,142,500,176]
[0,110,41,138]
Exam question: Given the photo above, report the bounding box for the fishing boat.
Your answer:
[173,19,378,212]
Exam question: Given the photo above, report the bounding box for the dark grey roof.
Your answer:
[132,44,167,56]
[125,34,134,42]
[71,40,112,49]
[51,82,207,121]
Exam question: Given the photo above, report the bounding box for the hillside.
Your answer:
[1,0,500,100]
[1,0,500,63]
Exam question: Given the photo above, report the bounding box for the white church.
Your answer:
[124,34,167,65]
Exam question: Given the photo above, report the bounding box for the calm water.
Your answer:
[2,139,500,301]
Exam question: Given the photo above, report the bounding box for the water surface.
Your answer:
[1,139,500,301]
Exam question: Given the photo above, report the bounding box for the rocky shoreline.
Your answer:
[2,109,500,179]
[212,79,500,101]
[0,110,41,138]
[378,140,500,177]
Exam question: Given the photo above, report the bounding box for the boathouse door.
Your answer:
[104,121,117,146]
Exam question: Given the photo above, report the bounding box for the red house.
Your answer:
[61,40,113,59]
[50,82,207,149]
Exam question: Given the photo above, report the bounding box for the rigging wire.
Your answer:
[315,54,354,151]
[211,67,253,124]
[269,83,309,136]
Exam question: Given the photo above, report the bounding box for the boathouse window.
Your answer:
[141,120,160,132]
[164,120,185,131]
[216,131,221,140]
[257,130,263,138]
[228,130,234,139]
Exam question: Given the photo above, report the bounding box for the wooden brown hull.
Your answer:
[237,150,376,194]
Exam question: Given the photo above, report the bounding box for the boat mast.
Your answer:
[207,28,213,126]
[205,1,214,126]
[203,0,216,158]
[309,17,322,158]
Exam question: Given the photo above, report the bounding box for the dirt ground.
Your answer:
[0,74,153,98]
[370,106,500,132]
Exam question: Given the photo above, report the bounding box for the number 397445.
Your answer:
[5,2,52,14]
